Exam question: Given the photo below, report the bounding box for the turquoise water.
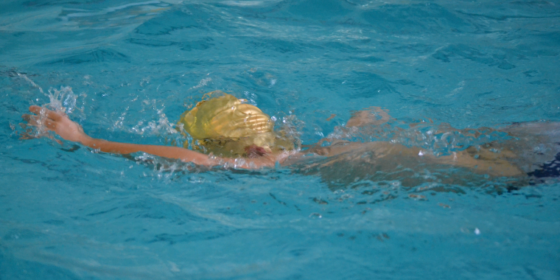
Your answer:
[1,0,560,279]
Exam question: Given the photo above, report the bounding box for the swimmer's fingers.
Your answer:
[29,105,63,122]
[21,113,32,123]
[22,106,85,143]
[22,114,58,130]
[18,124,39,140]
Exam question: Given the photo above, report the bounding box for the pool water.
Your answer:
[1,0,560,279]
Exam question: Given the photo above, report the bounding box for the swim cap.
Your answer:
[177,91,294,157]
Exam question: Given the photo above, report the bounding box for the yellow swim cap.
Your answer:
[177,91,294,157]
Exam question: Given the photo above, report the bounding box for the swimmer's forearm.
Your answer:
[78,135,214,165]
[78,135,275,169]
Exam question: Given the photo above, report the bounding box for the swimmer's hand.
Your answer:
[23,105,88,143]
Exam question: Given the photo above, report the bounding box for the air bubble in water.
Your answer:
[309,213,322,219]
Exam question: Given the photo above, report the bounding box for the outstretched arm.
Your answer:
[23,106,276,169]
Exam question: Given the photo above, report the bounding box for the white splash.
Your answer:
[18,71,81,115]
[190,77,212,90]
[131,112,178,136]
[46,86,79,114]
[17,73,44,94]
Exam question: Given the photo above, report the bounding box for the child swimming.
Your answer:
[22,91,560,183]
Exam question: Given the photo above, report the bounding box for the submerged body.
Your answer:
[298,119,560,188]
[22,93,560,186]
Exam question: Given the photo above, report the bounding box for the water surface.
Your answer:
[1,0,560,279]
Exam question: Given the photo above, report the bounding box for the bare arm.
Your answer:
[305,107,393,156]
[23,106,277,169]
[346,106,391,128]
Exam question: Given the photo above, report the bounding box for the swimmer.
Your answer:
[21,91,560,182]
[22,91,293,169]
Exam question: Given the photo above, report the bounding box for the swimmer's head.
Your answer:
[177,91,295,158]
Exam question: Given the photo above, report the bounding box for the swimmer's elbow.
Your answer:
[175,148,214,166]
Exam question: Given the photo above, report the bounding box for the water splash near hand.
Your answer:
[46,86,78,115]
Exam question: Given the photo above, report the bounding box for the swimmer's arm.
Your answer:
[346,106,391,127]
[80,138,275,168]
[81,137,215,164]
[305,107,393,156]
[23,106,275,169]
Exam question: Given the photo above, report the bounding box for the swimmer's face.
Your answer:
[244,145,269,158]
